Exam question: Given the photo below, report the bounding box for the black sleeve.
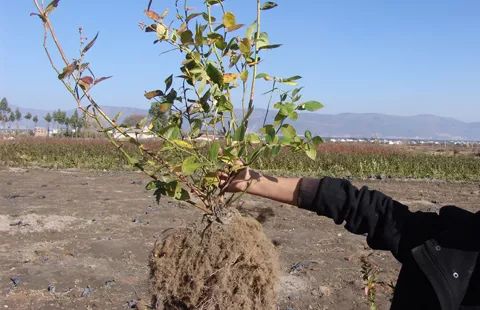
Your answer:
[297,177,441,262]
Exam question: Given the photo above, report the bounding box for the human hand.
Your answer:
[219,165,262,194]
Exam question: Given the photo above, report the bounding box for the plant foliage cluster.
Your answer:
[32,0,323,213]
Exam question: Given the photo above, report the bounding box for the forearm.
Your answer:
[243,171,301,206]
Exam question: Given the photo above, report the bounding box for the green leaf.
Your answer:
[82,32,99,54]
[261,1,278,10]
[288,111,298,120]
[274,112,287,126]
[262,125,276,143]
[247,133,261,144]
[164,74,173,91]
[217,95,233,112]
[256,73,272,81]
[207,32,223,42]
[233,123,246,141]
[180,30,194,44]
[190,119,202,137]
[304,130,312,140]
[270,145,281,156]
[186,12,203,23]
[145,180,158,191]
[258,44,282,51]
[299,101,324,111]
[312,136,323,146]
[282,75,302,82]
[279,75,302,86]
[149,180,190,202]
[246,22,257,40]
[173,184,190,201]
[161,125,181,139]
[281,124,296,140]
[207,0,223,5]
[256,32,270,49]
[208,141,220,161]
[305,144,317,160]
[182,156,203,175]
[292,87,303,97]
[206,63,224,86]
[202,12,216,22]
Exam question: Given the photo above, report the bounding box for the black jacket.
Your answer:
[297,177,480,310]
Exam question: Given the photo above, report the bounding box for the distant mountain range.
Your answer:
[8,105,480,141]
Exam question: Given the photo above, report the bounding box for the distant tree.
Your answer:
[0,98,9,129]
[53,109,67,134]
[8,112,15,129]
[0,98,8,111]
[122,114,146,127]
[44,113,52,136]
[69,109,83,137]
[32,115,39,127]
[24,112,32,129]
[14,108,22,129]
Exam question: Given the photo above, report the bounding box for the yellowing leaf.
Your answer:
[156,23,168,40]
[239,38,251,55]
[223,73,238,84]
[222,12,243,32]
[240,70,249,83]
[223,12,236,29]
[171,139,193,149]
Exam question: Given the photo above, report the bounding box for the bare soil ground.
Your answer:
[1,167,479,309]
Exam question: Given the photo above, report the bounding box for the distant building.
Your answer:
[34,127,48,137]
[110,126,155,141]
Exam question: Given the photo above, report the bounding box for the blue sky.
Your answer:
[1,0,479,122]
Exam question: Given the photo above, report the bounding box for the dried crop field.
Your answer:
[1,137,479,181]
[0,138,479,309]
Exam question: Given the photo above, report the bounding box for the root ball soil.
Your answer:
[149,210,279,310]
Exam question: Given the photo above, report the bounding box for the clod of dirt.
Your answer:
[149,210,279,310]
[81,286,93,297]
[10,276,21,287]
[289,260,320,274]
[47,284,56,293]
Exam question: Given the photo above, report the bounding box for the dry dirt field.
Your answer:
[1,167,479,309]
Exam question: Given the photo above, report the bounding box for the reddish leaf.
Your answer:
[145,10,160,20]
[78,76,94,91]
[80,76,94,85]
[58,62,76,80]
[94,76,112,85]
